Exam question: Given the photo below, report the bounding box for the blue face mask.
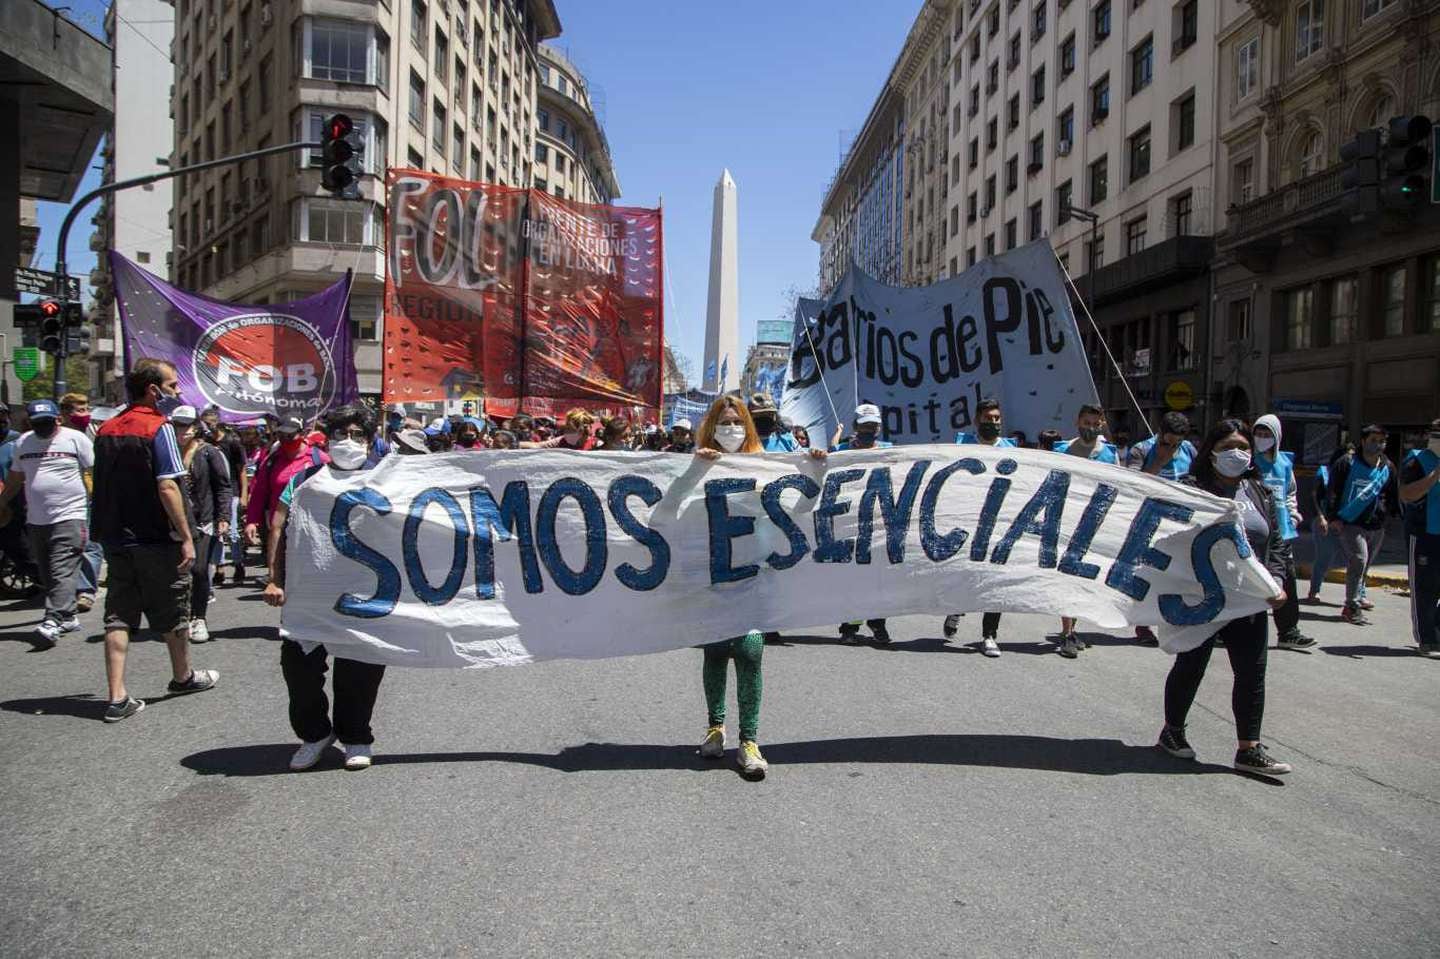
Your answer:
[156,394,184,417]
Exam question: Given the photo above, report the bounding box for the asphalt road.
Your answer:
[1,571,1437,958]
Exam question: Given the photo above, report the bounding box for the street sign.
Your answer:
[1163,380,1194,411]
[14,266,81,300]
[12,346,42,383]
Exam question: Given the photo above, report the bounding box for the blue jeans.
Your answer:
[1307,527,1339,596]
[77,536,103,597]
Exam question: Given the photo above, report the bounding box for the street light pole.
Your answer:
[1061,204,1100,315]
[50,140,320,399]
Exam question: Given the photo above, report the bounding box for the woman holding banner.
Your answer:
[692,395,824,779]
[1158,418,1293,776]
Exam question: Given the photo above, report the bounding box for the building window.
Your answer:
[1296,0,1325,63]
[306,20,372,84]
[987,117,998,150]
[305,112,382,175]
[950,204,959,237]
[1091,74,1110,124]
[1089,155,1108,203]
[988,4,1000,36]
[536,143,548,163]
[1059,107,1074,147]
[1029,133,1044,171]
[303,198,372,246]
[433,28,448,83]
[1130,35,1153,95]
[969,84,980,117]
[967,246,977,268]
[350,295,380,341]
[410,0,426,50]
[1424,256,1440,334]
[984,174,996,209]
[1296,132,1322,180]
[1028,200,1043,240]
[1060,33,1076,77]
[1126,216,1147,255]
[1031,66,1046,107]
[471,147,482,181]
[1362,0,1397,19]
[1008,32,1021,71]
[1285,287,1314,350]
[409,70,425,129]
[1233,157,1254,203]
[1006,155,1018,193]
[987,60,999,95]
[1093,0,1112,46]
[1330,276,1357,345]
[259,54,272,111]
[1380,264,1406,336]
[1129,126,1151,181]
[1087,235,1105,271]
[1170,191,1193,235]
[1056,180,1073,224]
[1227,300,1251,343]
[1174,91,1196,152]
[1174,1,1198,55]
[969,137,979,169]
[1033,2,1047,40]
[985,233,996,257]
[432,99,446,149]
[1170,310,1195,370]
[452,123,464,168]
[967,190,978,223]
[1008,94,1020,130]
[1236,38,1259,100]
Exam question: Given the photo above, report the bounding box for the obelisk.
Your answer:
[703,169,739,393]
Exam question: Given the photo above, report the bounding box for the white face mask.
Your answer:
[1254,435,1275,453]
[1213,448,1252,478]
[714,425,746,453]
[328,438,368,471]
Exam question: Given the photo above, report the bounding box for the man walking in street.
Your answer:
[202,406,248,584]
[1399,418,1440,657]
[1327,424,1398,627]
[0,400,93,646]
[944,398,1016,656]
[91,358,218,722]
[1053,403,1118,656]
[59,393,103,614]
[1251,414,1317,649]
[831,403,894,645]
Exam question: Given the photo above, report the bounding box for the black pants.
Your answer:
[1270,544,1300,637]
[981,612,1001,638]
[190,532,212,621]
[280,639,386,745]
[1164,612,1268,742]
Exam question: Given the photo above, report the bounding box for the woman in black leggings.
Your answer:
[1158,418,1292,775]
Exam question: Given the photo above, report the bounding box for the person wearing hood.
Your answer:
[1251,414,1316,649]
[0,399,94,646]
[1327,424,1399,626]
[264,403,388,771]
[1399,418,1440,657]
[245,416,326,551]
[946,398,1015,656]
[1052,403,1118,656]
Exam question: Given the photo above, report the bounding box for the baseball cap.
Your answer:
[394,428,430,453]
[1360,423,1388,437]
[855,403,883,425]
[169,404,199,425]
[26,399,60,421]
[673,418,693,431]
[275,415,305,435]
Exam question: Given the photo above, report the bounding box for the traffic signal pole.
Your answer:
[49,139,319,399]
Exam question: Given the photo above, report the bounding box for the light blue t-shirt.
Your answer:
[1053,437,1119,464]
[956,432,1018,448]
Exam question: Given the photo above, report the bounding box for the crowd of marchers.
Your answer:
[1,357,1437,782]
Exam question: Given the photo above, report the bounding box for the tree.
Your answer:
[663,344,695,393]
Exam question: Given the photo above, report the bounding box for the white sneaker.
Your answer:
[35,619,61,645]
[58,618,81,634]
[289,734,336,771]
[189,618,210,643]
[981,636,1001,658]
[343,743,374,770]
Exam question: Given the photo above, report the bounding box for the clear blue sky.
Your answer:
[35,0,920,375]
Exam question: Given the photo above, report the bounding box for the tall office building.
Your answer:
[88,0,175,400]
[703,168,738,393]
[163,0,615,402]
[533,44,619,205]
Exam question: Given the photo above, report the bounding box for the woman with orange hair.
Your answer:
[520,408,596,450]
[693,394,825,779]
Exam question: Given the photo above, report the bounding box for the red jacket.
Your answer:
[245,441,327,527]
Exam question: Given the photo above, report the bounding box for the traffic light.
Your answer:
[66,325,92,356]
[1379,115,1432,211]
[462,400,475,416]
[1340,129,1382,216]
[320,114,363,197]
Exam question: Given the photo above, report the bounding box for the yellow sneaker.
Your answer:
[699,725,726,759]
[737,740,768,779]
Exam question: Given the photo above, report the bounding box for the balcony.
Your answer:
[1080,235,1213,307]
[1218,164,1347,269]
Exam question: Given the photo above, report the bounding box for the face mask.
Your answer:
[328,438,368,471]
[1429,435,1440,455]
[279,435,303,455]
[1078,426,1100,443]
[1364,439,1385,457]
[69,413,92,430]
[33,419,57,438]
[1254,435,1275,453]
[854,429,879,446]
[753,414,776,435]
[977,421,1002,440]
[156,394,184,417]
[563,431,582,445]
[1213,448,1252,478]
[457,434,477,448]
[714,425,746,453]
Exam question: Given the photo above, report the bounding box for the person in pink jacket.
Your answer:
[244,416,327,548]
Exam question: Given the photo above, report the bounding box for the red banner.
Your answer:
[383,170,663,417]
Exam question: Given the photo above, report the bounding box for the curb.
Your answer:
[1296,563,1409,589]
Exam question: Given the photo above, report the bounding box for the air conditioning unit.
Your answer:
[1058,139,1072,156]
[260,5,273,28]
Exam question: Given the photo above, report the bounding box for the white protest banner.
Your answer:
[281,448,1280,668]
[782,240,1099,446]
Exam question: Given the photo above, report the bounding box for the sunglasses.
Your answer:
[328,427,368,441]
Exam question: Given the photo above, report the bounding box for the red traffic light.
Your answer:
[327,114,354,141]
[39,300,60,317]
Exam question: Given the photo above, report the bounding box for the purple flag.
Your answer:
[111,252,359,422]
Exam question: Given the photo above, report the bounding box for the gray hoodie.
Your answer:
[1254,413,1301,525]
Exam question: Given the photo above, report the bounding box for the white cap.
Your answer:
[855,403,882,425]
[170,404,199,424]
[673,418,693,431]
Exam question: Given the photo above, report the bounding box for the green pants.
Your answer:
[702,629,764,741]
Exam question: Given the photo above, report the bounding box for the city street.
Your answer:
[1,572,1436,958]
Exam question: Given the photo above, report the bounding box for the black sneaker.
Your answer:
[1277,631,1318,650]
[870,622,891,645]
[838,625,862,644]
[942,614,961,638]
[103,696,146,723]
[167,668,219,695]
[1234,743,1292,775]
[762,631,781,644]
[1158,725,1195,759]
[1136,626,1160,647]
